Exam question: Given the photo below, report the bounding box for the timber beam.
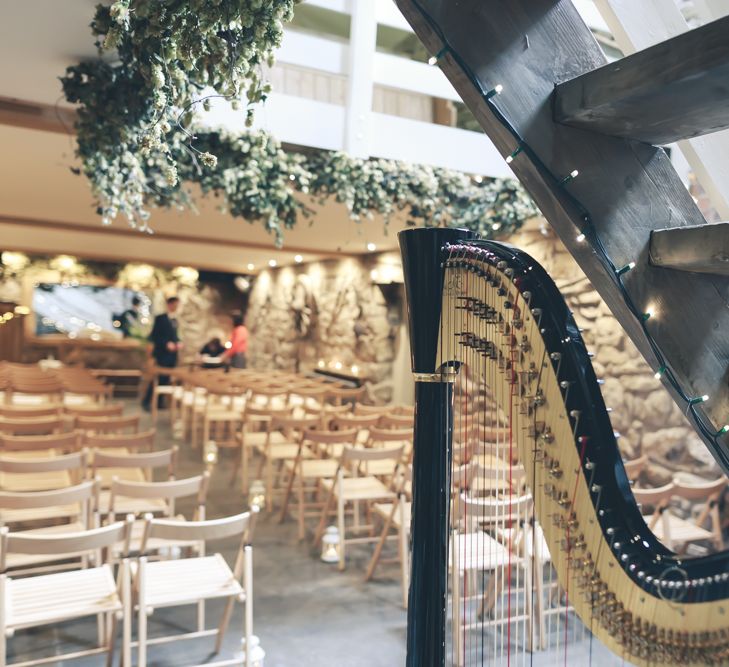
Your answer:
[554,14,729,144]
[650,222,729,274]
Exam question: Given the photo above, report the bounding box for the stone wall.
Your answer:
[510,219,717,482]
[245,255,403,396]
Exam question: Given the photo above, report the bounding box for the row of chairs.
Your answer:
[0,363,112,406]
[0,510,259,667]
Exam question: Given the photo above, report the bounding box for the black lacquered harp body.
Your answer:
[401,227,729,667]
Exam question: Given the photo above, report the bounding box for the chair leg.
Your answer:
[197,599,206,632]
[138,558,148,667]
[215,597,235,654]
[244,546,253,667]
[297,473,305,539]
[240,437,249,495]
[337,492,346,572]
[106,612,118,667]
[279,463,296,526]
[364,510,393,582]
[265,456,274,514]
[398,501,409,609]
[0,576,7,667]
[313,486,336,547]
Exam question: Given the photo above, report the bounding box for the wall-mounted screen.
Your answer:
[33,283,151,340]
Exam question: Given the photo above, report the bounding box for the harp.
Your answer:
[401,227,729,666]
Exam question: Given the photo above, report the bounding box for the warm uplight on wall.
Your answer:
[317,359,325,368]
[294,255,303,263]
[334,361,343,370]
[268,259,277,268]
[351,365,359,375]
[366,242,376,252]
[247,263,254,271]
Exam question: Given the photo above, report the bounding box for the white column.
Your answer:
[594,0,729,219]
[344,0,377,157]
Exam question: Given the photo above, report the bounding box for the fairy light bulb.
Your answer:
[717,425,729,436]
[505,145,523,164]
[642,308,654,321]
[654,366,666,380]
[616,262,635,276]
[576,233,586,242]
[485,84,503,99]
[688,394,709,406]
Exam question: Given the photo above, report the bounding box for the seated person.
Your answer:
[199,336,225,368]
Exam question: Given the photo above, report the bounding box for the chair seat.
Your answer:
[99,490,168,515]
[265,444,312,461]
[6,565,120,629]
[359,460,400,477]
[450,531,517,572]
[372,501,412,531]
[4,521,86,570]
[284,458,339,479]
[131,554,241,608]
[647,514,716,545]
[321,476,395,502]
[0,504,82,526]
[0,471,72,492]
[247,431,287,450]
[204,410,242,422]
[495,525,550,564]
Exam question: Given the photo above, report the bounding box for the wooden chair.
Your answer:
[75,414,141,435]
[353,404,392,417]
[0,450,87,492]
[363,427,414,474]
[84,429,156,456]
[377,413,414,430]
[364,466,412,608]
[93,448,178,511]
[108,473,209,554]
[637,478,728,552]
[258,415,320,512]
[313,444,404,570]
[0,519,133,667]
[279,428,359,539]
[0,480,99,574]
[238,405,291,494]
[134,510,262,667]
[326,385,365,407]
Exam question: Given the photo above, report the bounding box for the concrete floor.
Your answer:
[6,404,627,666]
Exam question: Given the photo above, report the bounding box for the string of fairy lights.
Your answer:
[415,1,729,459]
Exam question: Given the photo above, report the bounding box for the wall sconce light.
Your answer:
[248,479,266,510]
[317,359,325,368]
[321,525,341,563]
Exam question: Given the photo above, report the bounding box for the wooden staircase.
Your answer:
[395,0,729,470]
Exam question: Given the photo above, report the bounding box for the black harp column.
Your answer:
[399,227,478,666]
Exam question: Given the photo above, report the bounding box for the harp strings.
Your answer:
[443,253,603,666]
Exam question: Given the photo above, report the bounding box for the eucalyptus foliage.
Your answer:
[62,1,537,242]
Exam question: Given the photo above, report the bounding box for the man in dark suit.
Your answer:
[142,296,181,410]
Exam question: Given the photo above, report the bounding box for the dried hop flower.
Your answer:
[201,152,218,168]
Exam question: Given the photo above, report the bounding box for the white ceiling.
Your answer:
[0,1,407,272]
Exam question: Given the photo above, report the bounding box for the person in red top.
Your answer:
[223,311,248,369]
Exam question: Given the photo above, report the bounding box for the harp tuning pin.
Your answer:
[550,352,561,362]
[531,307,542,318]
[591,483,602,494]
[570,409,581,419]
[504,268,514,277]
[523,291,532,302]
[497,261,507,270]
[585,459,595,470]
[560,380,571,390]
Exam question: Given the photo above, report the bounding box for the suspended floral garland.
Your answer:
[61,1,538,243]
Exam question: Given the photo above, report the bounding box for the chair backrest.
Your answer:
[92,447,177,479]
[672,476,728,502]
[0,480,97,529]
[0,519,132,570]
[0,450,87,475]
[623,454,648,482]
[109,472,208,520]
[140,508,257,553]
[0,405,63,419]
[353,404,392,416]
[76,414,141,434]
[378,413,414,429]
[632,482,676,510]
[368,427,413,445]
[0,416,64,435]
[65,404,125,418]
[326,385,365,405]
[0,431,80,453]
[84,429,155,451]
[332,414,382,430]
[459,492,533,524]
[269,414,321,434]
[341,444,405,463]
[302,428,359,446]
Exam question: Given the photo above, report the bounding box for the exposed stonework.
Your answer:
[245,256,402,396]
